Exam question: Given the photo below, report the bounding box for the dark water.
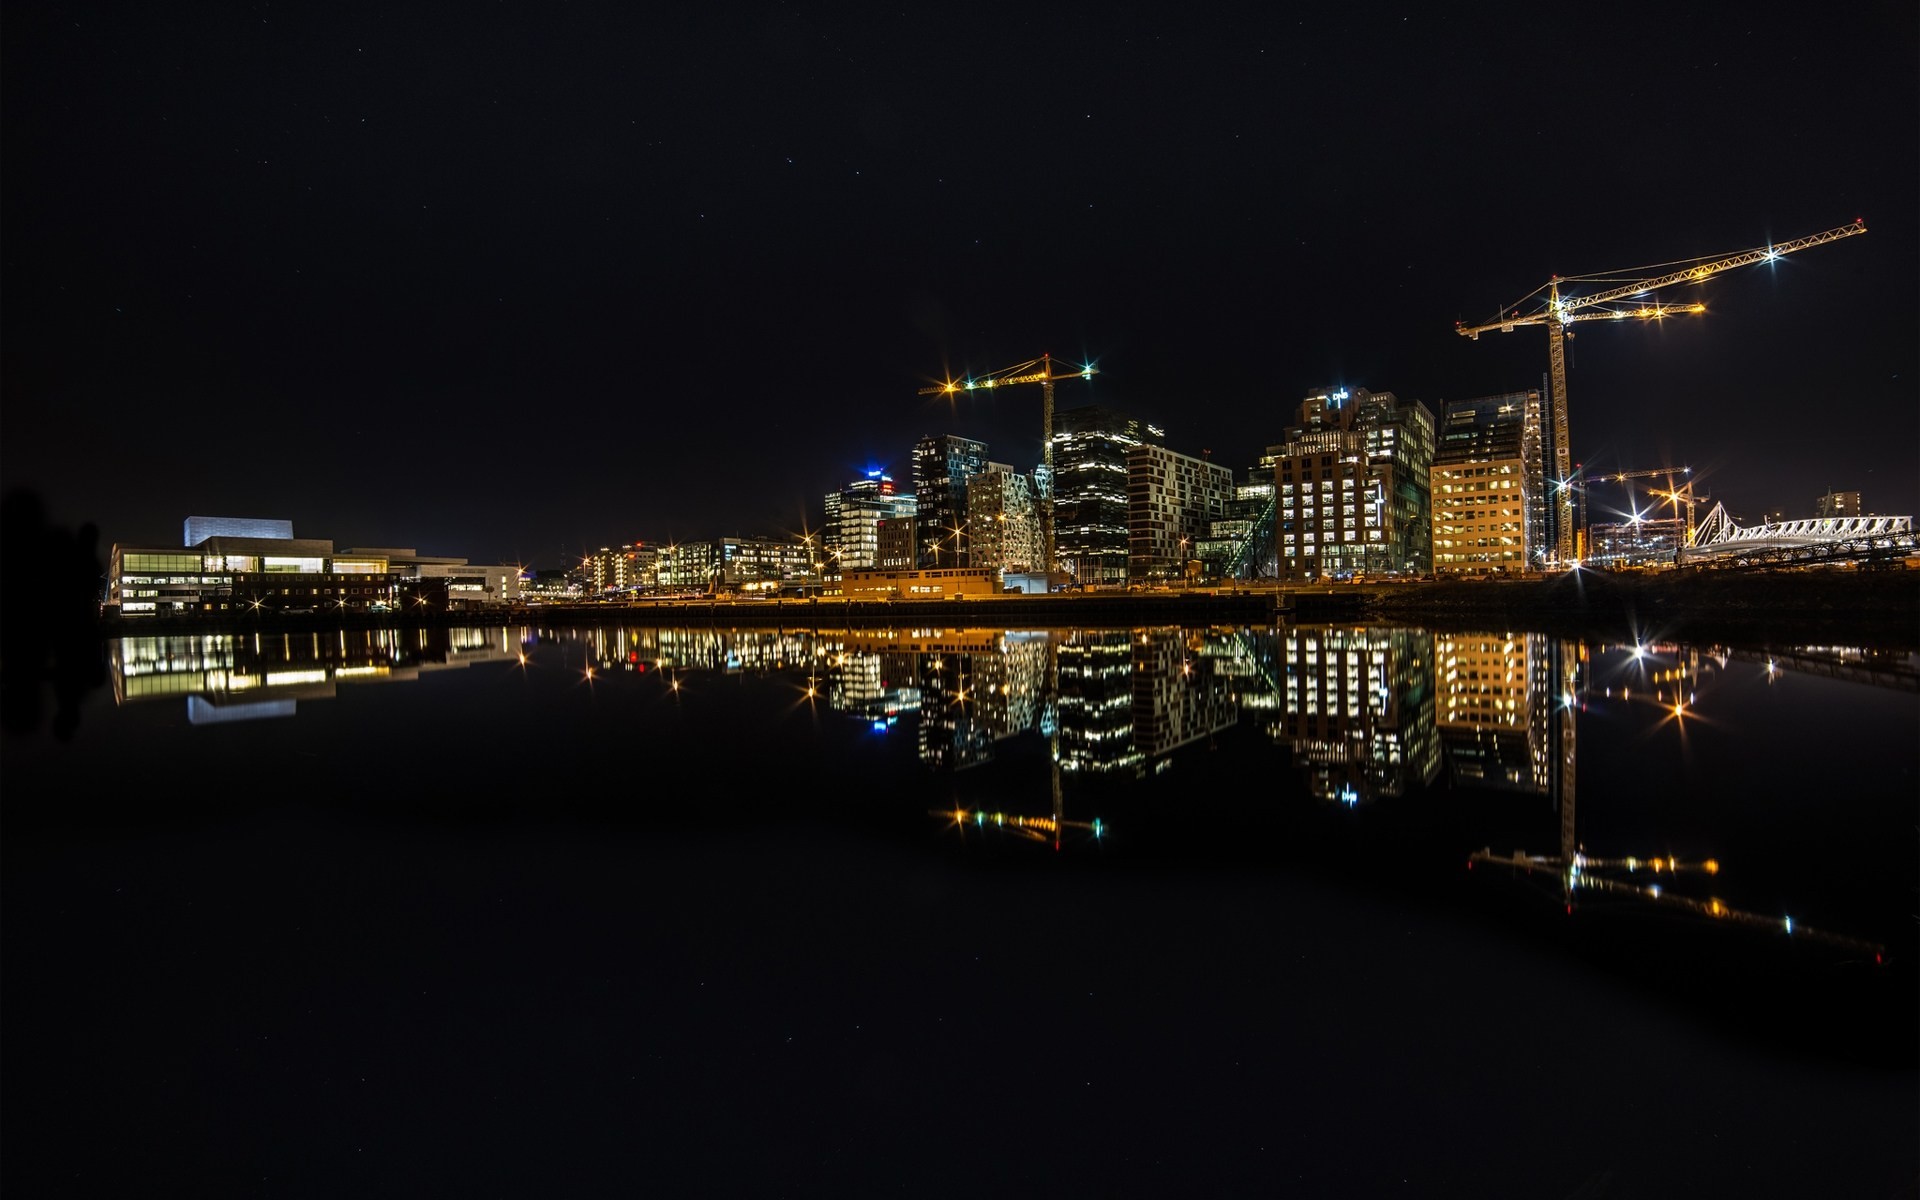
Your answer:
[5,623,1915,1196]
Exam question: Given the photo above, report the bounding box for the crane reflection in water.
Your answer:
[98,621,1907,958]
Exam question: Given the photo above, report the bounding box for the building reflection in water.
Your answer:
[110,627,525,723]
[98,621,1899,948]
[1260,626,1442,806]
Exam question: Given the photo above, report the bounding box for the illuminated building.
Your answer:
[522,569,579,601]
[825,471,916,571]
[1266,626,1439,803]
[875,516,915,570]
[913,434,989,568]
[836,567,999,599]
[1053,406,1164,586]
[1196,470,1278,582]
[1127,445,1233,582]
[111,519,524,614]
[1814,490,1861,518]
[966,464,1042,577]
[1271,388,1433,581]
[585,543,658,594]
[1586,519,1685,568]
[1431,391,1541,574]
[658,537,811,592]
[182,515,293,545]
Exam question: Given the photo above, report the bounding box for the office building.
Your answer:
[875,515,915,570]
[1196,459,1279,582]
[658,537,811,593]
[1814,490,1861,518]
[837,566,999,599]
[1127,445,1233,582]
[913,435,989,568]
[1053,406,1164,586]
[966,463,1042,577]
[824,471,917,571]
[586,543,660,594]
[1431,391,1540,574]
[1270,388,1433,581]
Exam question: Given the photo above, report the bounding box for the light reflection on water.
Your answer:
[99,623,1917,965]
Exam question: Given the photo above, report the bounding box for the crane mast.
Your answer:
[918,353,1098,578]
[1457,220,1867,565]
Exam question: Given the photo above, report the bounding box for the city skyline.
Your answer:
[4,7,1914,563]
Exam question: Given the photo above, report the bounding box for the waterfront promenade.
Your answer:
[98,569,1920,645]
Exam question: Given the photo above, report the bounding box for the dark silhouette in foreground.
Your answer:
[1,489,106,739]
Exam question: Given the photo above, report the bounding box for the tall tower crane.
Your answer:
[1457,220,1868,565]
[919,353,1098,577]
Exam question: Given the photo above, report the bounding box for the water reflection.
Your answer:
[102,622,1911,953]
[111,627,524,722]
[1265,627,1442,805]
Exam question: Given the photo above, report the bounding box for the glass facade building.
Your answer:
[913,435,989,568]
[825,472,917,572]
[1053,406,1163,586]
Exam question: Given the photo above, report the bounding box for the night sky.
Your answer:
[4,4,1915,565]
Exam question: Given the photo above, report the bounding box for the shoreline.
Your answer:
[95,569,1919,648]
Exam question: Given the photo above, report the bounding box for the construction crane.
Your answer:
[1457,220,1869,565]
[1584,466,1702,545]
[918,353,1098,578]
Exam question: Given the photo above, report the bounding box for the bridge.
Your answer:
[1677,502,1916,567]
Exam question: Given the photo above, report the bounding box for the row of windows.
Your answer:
[123,554,201,572]
[245,587,396,596]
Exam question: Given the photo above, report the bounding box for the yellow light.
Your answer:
[1703,859,1719,874]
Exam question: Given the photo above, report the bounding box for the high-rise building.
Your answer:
[913,435,989,568]
[1269,388,1433,581]
[1814,490,1861,518]
[1053,406,1164,586]
[1127,445,1233,582]
[966,463,1042,577]
[1431,391,1540,574]
[823,471,916,571]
